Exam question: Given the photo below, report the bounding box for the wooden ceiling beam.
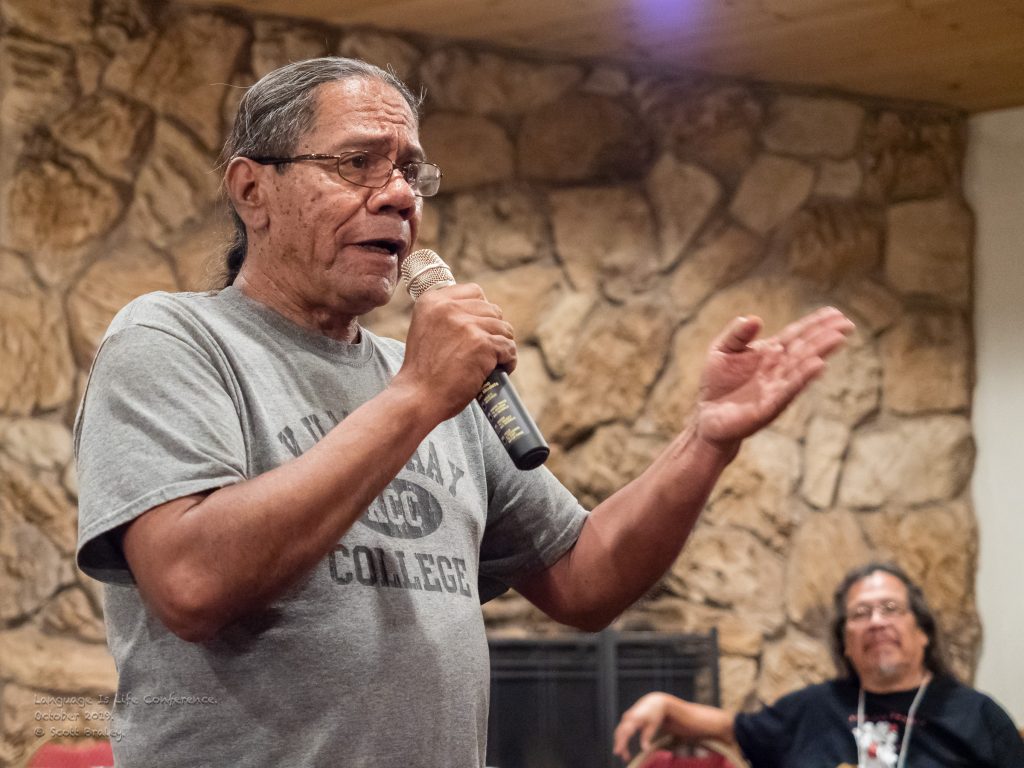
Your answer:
[176,0,1024,111]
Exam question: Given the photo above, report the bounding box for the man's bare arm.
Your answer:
[516,308,854,629]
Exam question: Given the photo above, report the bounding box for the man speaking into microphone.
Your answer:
[74,57,854,767]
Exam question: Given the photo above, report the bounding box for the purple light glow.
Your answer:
[629,0,708,39]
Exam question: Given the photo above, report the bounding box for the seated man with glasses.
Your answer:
[614,562,1024,767]
[74,56,855,767]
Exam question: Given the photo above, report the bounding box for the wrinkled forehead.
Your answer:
[845,570,911,608]
[303,77,420,148]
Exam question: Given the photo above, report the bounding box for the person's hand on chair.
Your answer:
[614,691,744,766]
[614,692,673,762]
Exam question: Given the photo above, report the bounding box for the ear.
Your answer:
[225,157,271,232]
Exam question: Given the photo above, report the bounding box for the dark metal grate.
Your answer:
[486,629,719,768]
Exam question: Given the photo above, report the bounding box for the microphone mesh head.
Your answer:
[401,249,455,300]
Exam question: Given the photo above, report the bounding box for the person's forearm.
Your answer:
[517,422,738,629]
[125,379,438,641]
[662,696,736,744]
[613,691,736,761]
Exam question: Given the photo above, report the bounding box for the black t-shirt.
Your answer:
[733,676,1024,768]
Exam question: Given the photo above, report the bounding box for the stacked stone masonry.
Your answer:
[0,0,977,760]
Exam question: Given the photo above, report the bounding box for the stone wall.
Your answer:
[0,0,976,760]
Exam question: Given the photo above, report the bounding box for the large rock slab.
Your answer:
[544,300,673,443]
[519,94,653,182]
[421,113,516,192]
[785,510,871,633]
[863,111,963,202]
[705,430,803,551]
[443,187,549,272]
[252,19,332,79]
[799,417,850,509]
[67,243,179,364]
[757,629,835,705]
[778,201,882,287]
[1,458,78,555]
[720,655,758,713]
[75,44,111,97]
[125,119,221,246]
[646,154,722,269]
[338,31,420,84]
[839,416,974,508]
[666,525,787,636]
[3,156,125,285]
[3,0,93,43]
[1,684,42,764]
[420,48,582,115]
[885,197,972,305]
[0,625,116,692]
[582,65,630,97]
[729,154,814,235]
[104,10,247,149]
[762,96,864,158]
[39,587,108,644]
[534,290,599,377]
[667,223,763,321]
[0,287,75,414]
[881,310,971,414]
[834,279,902,334]
[0,250,33,291]
[0,37,78,147]
[814,159,863,199]
[549,186,659,301]
[53,92,154,183]
[0,489,65,621]
[0,418,73,472]
[472,264,565,344]
[94,0,158,50]
[894,502,977,622]
[639,80,762,185]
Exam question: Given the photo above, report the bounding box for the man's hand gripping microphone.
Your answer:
[401,249,550,471]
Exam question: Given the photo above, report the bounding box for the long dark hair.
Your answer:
[219,57,421,287]
[830,561,950,679]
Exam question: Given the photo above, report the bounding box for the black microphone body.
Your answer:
[476,368,550,470]
[401,250,550,471]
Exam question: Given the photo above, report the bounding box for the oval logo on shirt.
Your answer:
[359,479,443,539]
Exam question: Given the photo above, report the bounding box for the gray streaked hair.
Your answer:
[830,561,951,680]
[219,57,421,287]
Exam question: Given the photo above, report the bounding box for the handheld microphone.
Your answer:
[400,249,550,471]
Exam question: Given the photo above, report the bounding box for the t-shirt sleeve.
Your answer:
[979,695,1024,767]
[733,689,806,768]
[75,323,247,584]
[473,405,588,603]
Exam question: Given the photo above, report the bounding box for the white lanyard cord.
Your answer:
[856,674,931,768]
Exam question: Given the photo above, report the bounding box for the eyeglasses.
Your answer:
[846,600,910,624]
[249,151,443,197]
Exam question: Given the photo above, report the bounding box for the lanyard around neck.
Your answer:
[855,674,931,768]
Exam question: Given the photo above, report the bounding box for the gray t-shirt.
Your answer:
[74,286,587,767]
